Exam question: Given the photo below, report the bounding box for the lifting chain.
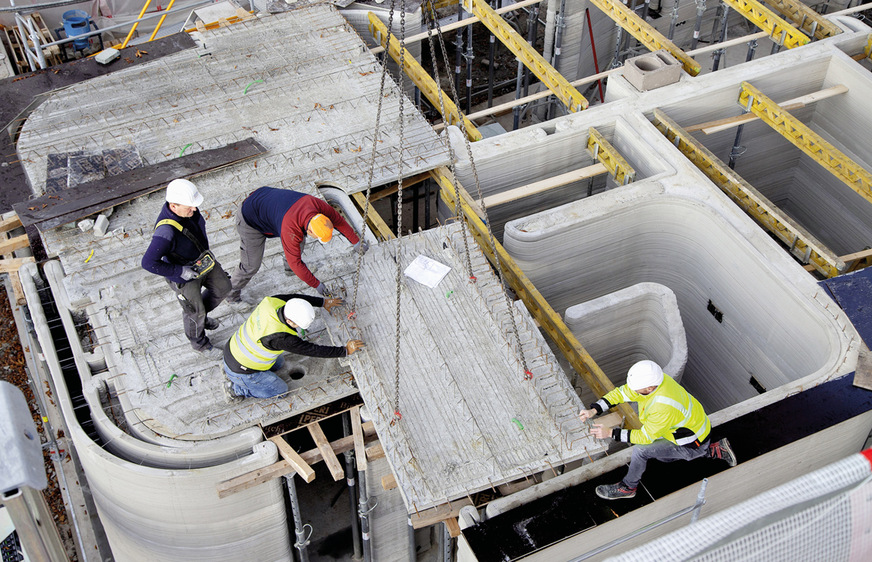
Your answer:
[392,0,407,424]
[422,0,532,380]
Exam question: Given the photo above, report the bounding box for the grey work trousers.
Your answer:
[168,262,231,350]
[622,438,711,489]
[229,212,302,296]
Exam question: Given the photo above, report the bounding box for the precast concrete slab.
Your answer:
[16,5,448,197]
[12,6,450,444]
[321,223,607,511]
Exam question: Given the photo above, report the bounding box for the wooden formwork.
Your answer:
[30,13,63,66]
[0,215,34,305]
[2,24,28,74]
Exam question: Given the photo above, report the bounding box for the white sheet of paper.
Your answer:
[404,255,451,288]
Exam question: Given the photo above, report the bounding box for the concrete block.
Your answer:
[94,214,110,237]
[77,218,95,232]
[564,282,688,387]
[0,381,47,492]
[622,50,682,92]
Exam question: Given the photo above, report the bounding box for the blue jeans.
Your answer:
[223,356,289,399]
[623,438,710,489]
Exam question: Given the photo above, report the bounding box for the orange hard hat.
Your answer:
[308,214,334,243]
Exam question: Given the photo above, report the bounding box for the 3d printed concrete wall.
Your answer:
[564,282,688,395]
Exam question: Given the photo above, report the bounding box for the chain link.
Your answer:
[423,0,531,379]
[392,0,407,423]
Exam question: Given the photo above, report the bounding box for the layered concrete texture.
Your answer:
[564,282,687,392]
[323,223,606,511]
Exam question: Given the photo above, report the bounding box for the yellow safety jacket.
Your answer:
[229,297,298,371]
[601,375,711,447]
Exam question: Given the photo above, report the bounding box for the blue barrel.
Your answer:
[62,10,91,51]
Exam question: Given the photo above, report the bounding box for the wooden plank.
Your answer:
[8,270,25,305]
[409,497,473,529]
[0,234,29,256]
[308,421,345,481]
[0,257,35,273]
[482,163,608,207]
[804,248,872,271]
[0,215,23,233]
[365,442,385,462]
[14,138,267,232]
[368,172,431,202]
[350,405,367,471]
[262,393,363,439]
[217,421,376,499]
[268,436,316,483]
[445,517,462,537]
[685,85,848,134]
[352,192,395,241]
[381,474,397,491]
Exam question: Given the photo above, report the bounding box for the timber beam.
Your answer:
[587,127,636,185]
[721,0,810,49]
[431,166,640,428]
[368,13,482,141]
[738,81,872,207]
[652,109,844,277]
[461,0,588,112]
[589,0,701,76]
[761,0,842,39]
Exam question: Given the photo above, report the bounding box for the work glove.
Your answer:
[324,297,345,313]
[353,240,370,254]
[180,266,198,281]
[346,340,365,355]
[316,282,330,296]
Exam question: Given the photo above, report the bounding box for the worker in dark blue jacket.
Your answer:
[141,179,231,353]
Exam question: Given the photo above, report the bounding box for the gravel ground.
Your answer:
[1,285,79,560]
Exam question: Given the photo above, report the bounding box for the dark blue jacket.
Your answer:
[141,203,209,284]
[241,187,306,236]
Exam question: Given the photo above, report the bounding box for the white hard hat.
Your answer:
[627,360,664,391]
[283,299,316,330]
[166,179,204,207]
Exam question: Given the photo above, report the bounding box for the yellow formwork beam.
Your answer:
[761,0,841,40]
[431,166,640,428]
[866,34,872,59]
[589,0,701,76]
[433,0,459,9]
[652,109,844,277]
[367,13,482,142]
[587,127,636,185]
[461,0,588,112]
[721,0,810,49]
[738,81,872,207]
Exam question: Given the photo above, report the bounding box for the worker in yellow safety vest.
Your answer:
[221,294,364,402]
[579,360,737,500]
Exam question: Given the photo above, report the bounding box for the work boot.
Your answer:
[225,290,241,304]
[222,380,244,404]
[708,438,738,467]
[204,317,220,330]
[595,482,637,500]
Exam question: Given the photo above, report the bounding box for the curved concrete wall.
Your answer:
[22,263,293,559]
[503,182,858,413]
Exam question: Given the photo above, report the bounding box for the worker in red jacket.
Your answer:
[227,187,368,302]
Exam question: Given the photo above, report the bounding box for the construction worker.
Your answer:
[142,179,230,354]
[227,187,368,302]
[578,360,736,500]
[222,293,364,401]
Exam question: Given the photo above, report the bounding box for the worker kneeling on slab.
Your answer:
[221,294,364,402]
[227,186,368,302]
[141,179,231,354]
[578,360,737,500]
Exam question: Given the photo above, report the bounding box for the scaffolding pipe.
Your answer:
[408,517,417,561]
[284,475,311,562]
[585,8,606,103]
[148,0,178,41]
[358,462,374,562]
[14,11,46,72]
[465,21,474,113]
[342,414,363,560]
[745,37,758,61]
[711,3,730,71]
[668,0,680,39]
[455,4,464,101]
[691,0,706,49]
[523,5,539,97]
[728,123,745,169]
